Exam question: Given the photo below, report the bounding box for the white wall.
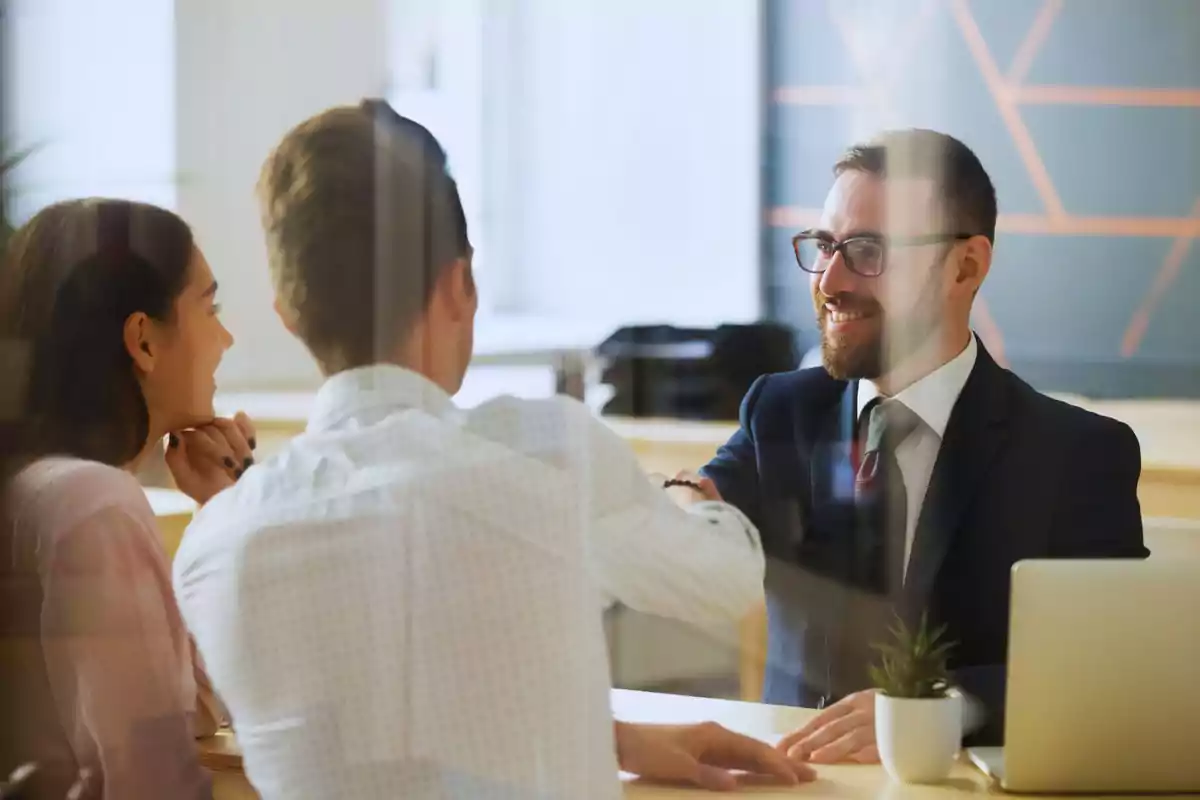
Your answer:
[5,0,176,217]
[5,0,387,389]
[387,0,489,302]
[174,0,389,390]
[5,0,763,390]
[486,0,763,329]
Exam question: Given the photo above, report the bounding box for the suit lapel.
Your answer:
[904,339,1012,607]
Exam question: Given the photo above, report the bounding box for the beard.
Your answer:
[814,268,945,381]
[816,294,885,380]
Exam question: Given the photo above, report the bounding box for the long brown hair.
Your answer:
[0,198,195,480]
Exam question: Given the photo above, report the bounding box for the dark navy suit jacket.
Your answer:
[701,338,1147,744]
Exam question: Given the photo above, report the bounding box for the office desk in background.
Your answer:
[212,391,1200,521]
[610,400,1200,522]
[198,689,1194,799]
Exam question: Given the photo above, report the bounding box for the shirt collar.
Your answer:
[307,364,456,433]
[855,334,978,439]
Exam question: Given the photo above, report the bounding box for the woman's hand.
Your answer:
[166,412,258,506]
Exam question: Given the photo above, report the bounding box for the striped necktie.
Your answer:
[855,397,921,593]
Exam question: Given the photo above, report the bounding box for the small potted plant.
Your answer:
[869,612,962,784]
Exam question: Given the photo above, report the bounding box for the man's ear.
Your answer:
[956,236,992,293]
[461,255,476,297]
[274,297,300,337]
[443,257,476,322]
[124,312,156,374]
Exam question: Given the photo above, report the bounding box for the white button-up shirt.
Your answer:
[856,334,977,572]
[173,365,763,800]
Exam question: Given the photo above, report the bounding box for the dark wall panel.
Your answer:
[763,0,1200,397]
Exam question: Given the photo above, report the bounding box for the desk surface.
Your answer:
[197,689,1187,799]
[144,487,197,516]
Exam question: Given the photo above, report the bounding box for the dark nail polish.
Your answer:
[248,437,257,450]
[223,457,235,469]
[168,434,179,449]
[243,457,254,469]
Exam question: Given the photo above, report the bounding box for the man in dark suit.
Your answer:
[699,129,1147,761]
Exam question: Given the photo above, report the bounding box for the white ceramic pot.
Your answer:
[875,691,962,784]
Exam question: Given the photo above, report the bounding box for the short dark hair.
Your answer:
[0,198,195,473]
[834,129,998,244]
[257,99,471,374]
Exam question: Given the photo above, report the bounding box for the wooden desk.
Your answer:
[1081,400,1200,521]
[607,401,1200,522]
[199,689,1188,798]
[612,690,1186,798]
[212,390,1200,521]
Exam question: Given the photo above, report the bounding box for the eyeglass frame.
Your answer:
[792,229,978,278]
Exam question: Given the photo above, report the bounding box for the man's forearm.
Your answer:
[613,720,632,768]
[591,500,764,627]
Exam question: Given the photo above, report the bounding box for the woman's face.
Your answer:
[137,247,234,432]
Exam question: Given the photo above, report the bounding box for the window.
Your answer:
[387,0,490,305]
[389,1,765,350]
[4,0,176,219]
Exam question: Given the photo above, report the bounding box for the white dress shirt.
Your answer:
[856,335,977,573]
[173,365,763,800]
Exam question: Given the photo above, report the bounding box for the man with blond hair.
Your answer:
[174,100,813,798]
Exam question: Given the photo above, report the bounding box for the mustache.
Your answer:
[815,292,882,315]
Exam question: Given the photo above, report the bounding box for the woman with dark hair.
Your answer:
[0,198,253,799]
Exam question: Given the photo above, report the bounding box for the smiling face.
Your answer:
[130,247,234,432]
[810,169,966,382]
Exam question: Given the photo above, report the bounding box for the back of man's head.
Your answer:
[258,99,471,374]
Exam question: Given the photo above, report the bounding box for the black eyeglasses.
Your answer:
[792,230,976,278]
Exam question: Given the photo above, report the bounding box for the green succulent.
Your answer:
[868,611,955,699]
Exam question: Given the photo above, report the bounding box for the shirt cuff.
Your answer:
[684,500,761,551]
[957,688,987,735]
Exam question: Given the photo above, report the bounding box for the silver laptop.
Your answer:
[967,559,1200,794]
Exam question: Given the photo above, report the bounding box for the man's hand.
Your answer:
[776,690,879,764]
[166,411,258,506]
[615,720,816,792]
[664,470,724,507]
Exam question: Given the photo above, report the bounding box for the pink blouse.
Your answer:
[3,458,222,798]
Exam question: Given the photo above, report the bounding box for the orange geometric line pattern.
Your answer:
[1010,86,1200,107]
[949,0,1067,218]
[890,0,940,80]
[1006,0,1063,85]
[770,208,1200,239]
[1121,197,1200,357]
[823,0,1009,363]
[827,2,899,127]
[768,0,1199,358]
